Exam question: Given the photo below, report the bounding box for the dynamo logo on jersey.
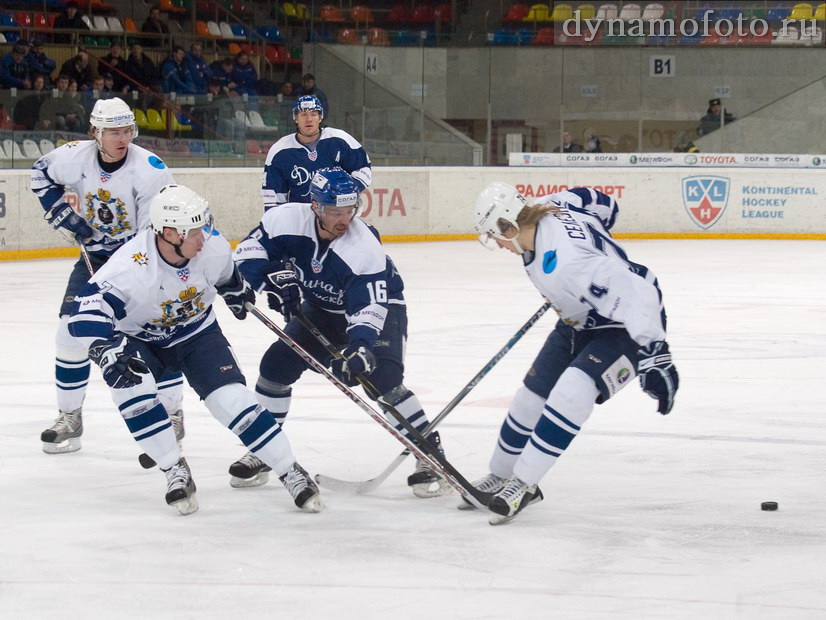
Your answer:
[682,176,730,230]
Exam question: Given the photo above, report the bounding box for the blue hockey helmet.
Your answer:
[310,167,360,210]
[292,95,324,121]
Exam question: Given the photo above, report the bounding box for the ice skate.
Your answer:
[487,476,543,525]
[280,462,323,512]
[457,473,507,510]
[41,409,83,454]
[162,457,198,515]
[228,452,272,488]
[406,431,452,498]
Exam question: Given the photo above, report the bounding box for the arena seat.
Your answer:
[351,5,373,24]
[337,27,360,44]
[23,139,42,159]
[789,3,815,20]
[367,27,390,46]
[503,4,529,22]
[595,3,618,20]
[320,5,345,22]
[549,3,572,22]
[40,138,56,154]
[523,4,550,22]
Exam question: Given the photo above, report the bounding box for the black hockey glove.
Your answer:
[89,335,150,389]
[217,265,255,320]
[637,340,678,415]
[331,342,376,385]
[45,203,94,241]
[260,262,302,321]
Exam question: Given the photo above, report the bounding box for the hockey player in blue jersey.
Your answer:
[68,185,322,515]
[466,182,679,525]
[228,167,450,498]
[261,95,372,210]
[31,97,186,456]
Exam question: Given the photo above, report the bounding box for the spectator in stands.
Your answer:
[53,1,90,44]
[14,73,50,130]
[59,50,93,90]
[26,40,56,86]
[230,52,258,97]
[0,43,32,89]
[674,131,699,153]
[296,73,328,118]
[161,46,197,95]
[141,5,170,48]
[83,75,106,113]
[209,57,237,95]
[278,81,295,98]
[102,73,116,94]
[584,135,602,153]
[192,77,245,141]
[185,43,211,95]
[697,98,735,137]
[99,43,129,93]
[552,131,583,153]
[123,43,158,95]
[40,73,87,133]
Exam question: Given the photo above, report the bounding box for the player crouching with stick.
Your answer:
[466,182,679,525]
[68,184,322,515]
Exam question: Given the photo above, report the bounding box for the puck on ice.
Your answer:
[761,501,778,511]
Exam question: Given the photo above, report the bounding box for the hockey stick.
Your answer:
[246,303,492,510]
[315,302,552,493]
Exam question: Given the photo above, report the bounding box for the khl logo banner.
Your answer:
[682,176,730,229]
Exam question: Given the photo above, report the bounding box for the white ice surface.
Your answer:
[1,239,825,620]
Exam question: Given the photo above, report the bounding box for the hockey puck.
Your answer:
[761,501,778,511]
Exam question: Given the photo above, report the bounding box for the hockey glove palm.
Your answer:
[260,262,302,321]
[45,203,94,241]
[331,342,376,385]
[217,266,255,320]
[637,341,678,415]
[89,335,150,389]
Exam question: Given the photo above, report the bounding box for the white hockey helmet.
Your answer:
[89,97,138,137]
[149,184,214,237]
[473,182,527,249]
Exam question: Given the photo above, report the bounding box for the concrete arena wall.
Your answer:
[1,164,824,260]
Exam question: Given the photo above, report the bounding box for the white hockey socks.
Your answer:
[55,316,90,413]
[489,385,546,479]
[206,383,295,476]
[513,368,598,486]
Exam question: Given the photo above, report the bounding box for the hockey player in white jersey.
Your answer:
[467,182,679,525]
[261,95,371,210]
[31,97,186,456]
[68,185,322,515]
[228,167,449,497]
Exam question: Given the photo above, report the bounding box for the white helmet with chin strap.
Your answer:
[473,182,527,252]
[149,184,214,238]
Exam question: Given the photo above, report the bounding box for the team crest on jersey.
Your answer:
[100,171,112,183]
[132,252,149,265]
[682,176,730,230]
[177,268,190,281]
[155,286,206,328]
[308,150,318,161]
[311,258,322,273]
[85,188,131,237]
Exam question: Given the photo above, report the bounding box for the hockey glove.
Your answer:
[89,335,150,389]
[331,342,376,385]
[45,203,94,241]
[637,340,678,415]
[260,262,302,321]
[217,265,255,320]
